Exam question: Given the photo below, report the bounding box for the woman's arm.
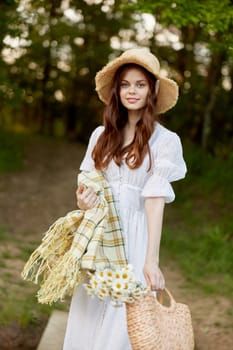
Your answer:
[144,196,165,291]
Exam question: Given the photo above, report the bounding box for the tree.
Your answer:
[1,0,232,154]
[128,0,233,153]
[0,0,134,139]
[0,0,22,128]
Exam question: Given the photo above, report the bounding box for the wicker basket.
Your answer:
[126,288,194,350]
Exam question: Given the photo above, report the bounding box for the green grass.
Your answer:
[0,227,10,241]
[1,251,12,259]
[0,284,68,327]
[15,245,37,261]
[162,224,233,296]
[0,260,7,268]
[180,142,233,201]
[161,143,233,298]
[0,129,24,172]
[0,285,53,327]
[0,226,68,327]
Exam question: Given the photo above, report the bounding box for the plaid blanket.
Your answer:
[21,170,128,304]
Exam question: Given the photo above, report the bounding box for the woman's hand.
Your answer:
[76,184,99,210]
[143,260,165,291]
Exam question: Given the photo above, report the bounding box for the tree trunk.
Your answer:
[201,50,225,150]
[201,86,218,150]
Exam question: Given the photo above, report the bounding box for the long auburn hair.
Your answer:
[92,63,158,170]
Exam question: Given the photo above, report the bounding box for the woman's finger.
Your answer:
[144,272,150,287]
[77,184,85,195]
[89,196,98,207]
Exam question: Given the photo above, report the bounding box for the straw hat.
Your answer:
[95,48,179,114]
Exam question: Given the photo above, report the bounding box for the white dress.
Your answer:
[63,122,187,350]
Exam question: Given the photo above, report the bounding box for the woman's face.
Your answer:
[119,67,150,111]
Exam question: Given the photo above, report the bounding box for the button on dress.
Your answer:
[63,122,187,350]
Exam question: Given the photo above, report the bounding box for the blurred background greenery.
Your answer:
[0,0,232,153]
[0,0,233,349]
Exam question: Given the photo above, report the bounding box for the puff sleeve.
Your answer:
[79,126,104,171]
[141,132,187,203]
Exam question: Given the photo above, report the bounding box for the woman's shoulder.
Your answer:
[151,122,181,145]
[92,125,104,136]
[89,125,104,143]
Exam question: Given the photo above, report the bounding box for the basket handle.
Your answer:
[155,288,176,309]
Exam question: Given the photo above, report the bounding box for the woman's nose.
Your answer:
[128,84,136,94]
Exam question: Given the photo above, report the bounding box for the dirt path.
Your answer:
[0,137,232,349]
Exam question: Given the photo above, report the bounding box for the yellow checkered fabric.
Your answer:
[21,170,127,304]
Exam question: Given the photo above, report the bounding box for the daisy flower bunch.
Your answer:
[84,264,148,306]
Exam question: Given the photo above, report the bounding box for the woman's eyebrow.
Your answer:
[121,79,147,82]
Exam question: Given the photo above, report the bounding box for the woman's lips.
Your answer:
[126,98,139,103]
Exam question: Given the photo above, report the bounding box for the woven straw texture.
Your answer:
[95,48,179,115]
[126,288,194,350]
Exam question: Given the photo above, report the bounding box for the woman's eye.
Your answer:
[137,83,146,88]
[120,82,129,88]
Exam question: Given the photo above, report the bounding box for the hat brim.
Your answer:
[95,54,179,115]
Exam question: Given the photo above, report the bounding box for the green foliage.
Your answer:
[162,225,233,296]
[0,0,135,140]
[129,0,233,42]
[0,0,232,153]
[16,245,36,261]
[0,130,24,172]
[0,280,68,327]
[0,226,68,327]
[0,227,9,241]
[0,285,51,327]
[181,142,233,200]
[0,260,6,268]
[127,0,233,156]
[162,143,233,297]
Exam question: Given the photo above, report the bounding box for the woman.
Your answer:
[63,48,187,350]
